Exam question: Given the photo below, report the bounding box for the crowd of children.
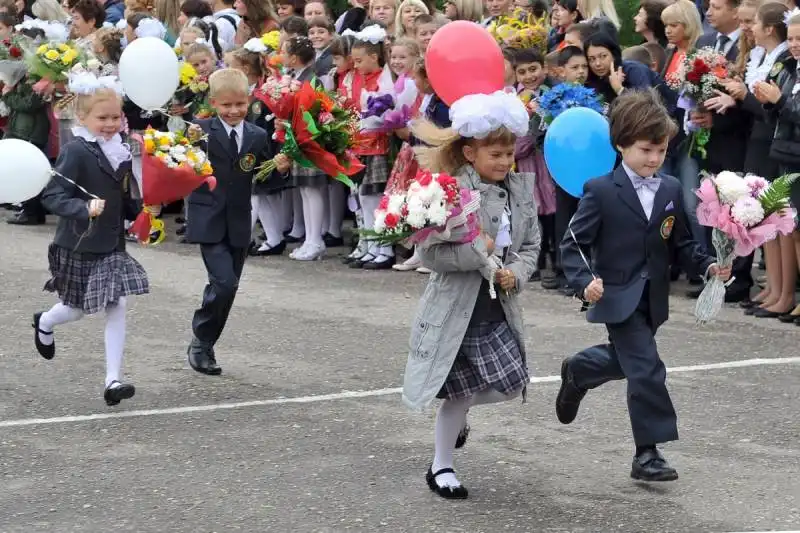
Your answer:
[1,0,799,500]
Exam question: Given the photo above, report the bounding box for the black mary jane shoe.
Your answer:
[104,381,136,406]
[349,253,375,269]
[323,233,345,248]
[630,448,679,482]
[251,241,286,257]
[752,308,786,318]
[32,312,55,360]
[284,233,305,244]
[778,311,800,323]
[426,467,468,499]
[455,424,470,449]
[363,255,395,270]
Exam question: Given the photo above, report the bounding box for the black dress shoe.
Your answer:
[175,224,187,236]
[455,424,470,449]
[558,284,575,298]
[349,253,375,268]
[631,448,679,482]
[529,270,541,282]
[32,312,55,360]
[323,233,344,247]
[363,256,395,270]
[251,240,286,256]
[778,312,800,323]
[426,467,468,499]
[7,212,45,225]
[724,287,750,303]
[104,381,136,406]
[187,338,222,375]
[752,308,785,318]
[555,357,587,424]
[685,286,703,299]
[541,276,563,290]
[285,233,305,244]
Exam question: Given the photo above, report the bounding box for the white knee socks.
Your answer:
[327,182,346,238]
[38,302,84,344]
[300,186,325,247]
[104,297,127,388]
[432,397,470,488]
[289,188,305,238]
[261,194,285,246]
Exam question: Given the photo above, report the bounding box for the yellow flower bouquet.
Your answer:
[178,62,209,94]
[26,42,83,90]
[488,9,549,52]
[129,127,217,243]
[261,31,280,52]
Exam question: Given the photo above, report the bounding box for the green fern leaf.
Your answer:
[761,173,800,216]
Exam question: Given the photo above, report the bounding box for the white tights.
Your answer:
[300,186,325,247]
[286,189,304,238]
[251,194,285,247]
[432,389,520,488]
[358,192,393,258]
[38,298,128,388]
[326,182,346,238]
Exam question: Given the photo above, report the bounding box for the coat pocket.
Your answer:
[409,299,453,360]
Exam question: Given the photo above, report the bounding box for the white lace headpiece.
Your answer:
[785,7,800,25]
[68,71,125,96]
[135,18,167,40]
[186,37,215,53]
[243,38,267,53]
[342,24,387,44]
[15,19,68,42]
[449,90,529,139]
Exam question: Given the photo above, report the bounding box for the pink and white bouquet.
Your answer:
[694,171,797,322]
[364,169,504,297]
[359,66,418,133]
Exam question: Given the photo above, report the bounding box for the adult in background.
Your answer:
[70,0,104,46]
[233,0,279,45]
[210,0,239,52]
[634,0,671,47]
[99,0,123,24]
[442,0,484,22]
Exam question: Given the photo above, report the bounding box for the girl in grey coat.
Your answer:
[404,109,540,500]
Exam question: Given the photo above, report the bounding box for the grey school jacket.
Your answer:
[401,165,541,411]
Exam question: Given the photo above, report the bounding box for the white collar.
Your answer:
[220,119,244,137]
[719,28,741,44]
[71,125,122,145]
[745,42,788,91]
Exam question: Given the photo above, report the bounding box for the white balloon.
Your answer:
[118,37,179,111]
[0,139,53,203]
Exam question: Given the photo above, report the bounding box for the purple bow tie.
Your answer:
[630,176,661,193]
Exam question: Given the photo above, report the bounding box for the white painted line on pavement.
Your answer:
[1,356,799,429]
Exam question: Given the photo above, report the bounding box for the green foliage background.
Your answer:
[324,0,641,46]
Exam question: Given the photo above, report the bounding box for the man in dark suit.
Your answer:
[186,69,289,375]
[556,91,730,481]
[688,0,754,302]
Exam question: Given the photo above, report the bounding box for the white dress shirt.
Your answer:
[714,28,741,56]
[622,162,660,220]
[220,119,244,153]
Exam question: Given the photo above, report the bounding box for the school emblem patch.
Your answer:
[251,101,262,116]
[771,62,784,77]
[239,153,256,172]
[660,215,675,239]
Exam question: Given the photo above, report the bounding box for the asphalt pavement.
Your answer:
[0,216,798,533]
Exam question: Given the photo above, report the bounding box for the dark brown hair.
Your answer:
[72,0,105,28]
[610,89,677,148]
[329,34,355,57]
[621,44,652,67]
[758,1,789,42]
[180,0,213,18]
[639,0,670,44]
[308,14,333,32]
[642,41,666,72]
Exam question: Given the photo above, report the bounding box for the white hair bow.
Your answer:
[342,24,387,44]
[115,19,127,30]
[68,72,125,96]
[15,19,69,42]
[190,37,215,52]
[449,90,529,139]
[243,38,267,53]
[785,7,800,25]
[135,18,167,40]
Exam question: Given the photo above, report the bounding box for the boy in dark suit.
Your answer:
[186,69,289,375]
[556,90,731,481]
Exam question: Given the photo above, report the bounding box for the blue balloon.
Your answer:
[543,107,616,198]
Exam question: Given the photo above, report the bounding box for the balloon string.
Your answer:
[51,170,100,199]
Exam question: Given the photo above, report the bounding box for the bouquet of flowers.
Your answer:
[0,37,27,87]
[177,62,209,95]
[129,127,217,243]
[694,171,797,322]
[537,82,604,126]
[488,9,549,52]
[253,79,363,188]
[360,74,418,133]
[363,169,505,298]
[261,31,281,52]
[26,42,83,93]
[666,47,729,158]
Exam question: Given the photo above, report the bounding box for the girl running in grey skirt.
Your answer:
[33,73,148,407]
[402,90,539,499]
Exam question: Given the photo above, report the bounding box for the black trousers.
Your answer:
[554,184,579,275]
[571,291,678,446]
[191,241,248,346]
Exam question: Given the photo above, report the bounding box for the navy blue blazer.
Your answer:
[185,117,272,248]
[560,166,714,328]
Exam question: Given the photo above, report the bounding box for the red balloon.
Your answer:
[425,21,505,106]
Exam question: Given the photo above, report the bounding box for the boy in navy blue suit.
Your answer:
[556,90,731,481]
[186,69,289,375]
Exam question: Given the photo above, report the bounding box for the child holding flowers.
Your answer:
[35,72,147,407]
[402,86,538,499]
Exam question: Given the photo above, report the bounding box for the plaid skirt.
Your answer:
[44,244,150,315]
[437,321,528,400]
[358,155,390,196]
[289,160,328,189]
